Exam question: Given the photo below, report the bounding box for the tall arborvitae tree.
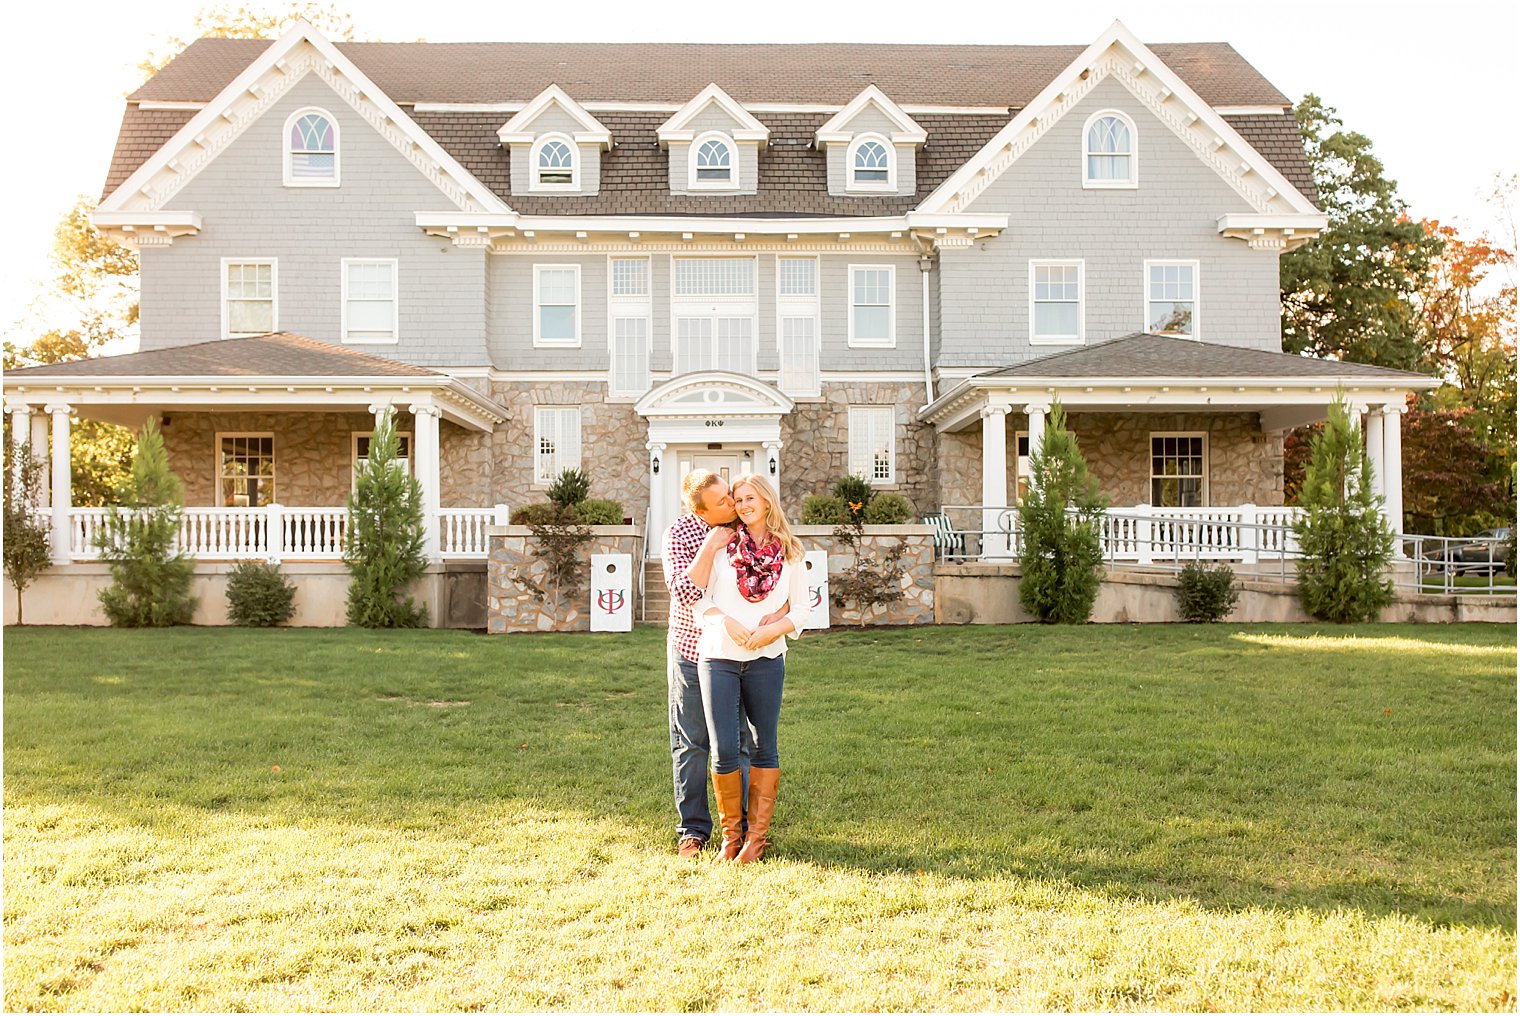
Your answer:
[96,418,197,626]
[1017,403,1109,624]
[1292,396,1395,623]
[3,441,54,624]
[344,412,428,628]
[1280,95,1442,370]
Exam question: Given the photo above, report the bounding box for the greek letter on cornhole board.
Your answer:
[590,553,633,632]
[803,550,830,630]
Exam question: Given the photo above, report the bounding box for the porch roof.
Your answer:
[922,333,1440,433]
[2,333,509,432]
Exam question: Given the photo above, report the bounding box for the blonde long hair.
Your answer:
[730,473,804,564]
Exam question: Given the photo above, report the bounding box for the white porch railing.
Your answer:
[66,504,503,562]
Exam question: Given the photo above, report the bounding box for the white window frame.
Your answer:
[775,255,821,397]
[533,263,582,348]
[340,258,399,345]
[848,406,896,486]
[283,106,340,188]
[1143,259,1201,340]
[847,264,896,349]
[529,133,579,192]
[845,133,896,192]
[1028,259,1085,346]
[220,258,277,339]
[1149,431,1210,507]
[688,131,739,191]
[215,432,276,507]
[669,255,759,376]
[533,407,583,487]
[350,430,413,491]
[1082,109,1138,190]
[607,255,652,399]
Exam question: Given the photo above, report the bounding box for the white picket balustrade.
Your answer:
[438,508,494,558]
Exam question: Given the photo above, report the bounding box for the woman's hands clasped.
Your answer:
[722,615,786,651]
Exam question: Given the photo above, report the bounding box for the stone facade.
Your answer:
[781,381,937,517]
[163,410,382,506]
[487,525,643,633]
[935,410,1285,511]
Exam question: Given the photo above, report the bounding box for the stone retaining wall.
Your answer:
[794,524,936,626]
[486,525,643,633]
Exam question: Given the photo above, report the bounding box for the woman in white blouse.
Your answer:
[685,472,809,863]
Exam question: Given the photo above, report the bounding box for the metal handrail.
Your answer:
[637,506,651,623]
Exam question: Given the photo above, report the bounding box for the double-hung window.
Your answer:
[534,407,582,486]
[672,257,756,376]
[848,407,895,485]
[776,256,820,396]
[341,259,398,343]
[1029,260,1084,344]
[352,431,412,490]
[284,107,339,187]
[534,265,581,347]
[608,257,651,397]
[217,433,275,507]
[848,265,895,347]
[1151,433,1207,507]
[222,259,276,338]
[1145,260,1199,338]
[1083,110,1136,188]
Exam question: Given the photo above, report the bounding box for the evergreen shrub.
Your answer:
[344,413,428,628]
[1017,403,1108,624]
[96,418,197,627]
[547,468,591,508]
[575,499,625,525]
[801,495,845,525]
[1175,560,1240,623]
[864,492,914,525]
[226,560,296,626]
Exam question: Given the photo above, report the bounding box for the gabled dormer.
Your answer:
[497,85,614,196]
[656,84,769,196]
[815,86,926,198]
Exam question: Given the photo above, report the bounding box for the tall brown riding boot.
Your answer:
[734,767,779,864]
[711,770,746,860]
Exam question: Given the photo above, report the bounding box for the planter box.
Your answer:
[486,525,644,633]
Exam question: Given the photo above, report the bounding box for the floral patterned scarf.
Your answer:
[727,527,786,602]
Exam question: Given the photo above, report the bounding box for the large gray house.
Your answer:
[4,20,1434,598]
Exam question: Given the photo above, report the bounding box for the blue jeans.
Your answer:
[669,650,749,842]
[699,654,785,773]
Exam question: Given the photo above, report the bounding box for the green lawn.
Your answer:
[4,624,1515,1011]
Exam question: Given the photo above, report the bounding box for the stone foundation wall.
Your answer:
[487,524,643,633]
[795,524,936,626]
[935,410,1285,511]
[162,410,383,506]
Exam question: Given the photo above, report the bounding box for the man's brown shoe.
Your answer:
[677,836,706,859]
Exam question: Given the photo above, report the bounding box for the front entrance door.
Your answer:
[691,452,743,486]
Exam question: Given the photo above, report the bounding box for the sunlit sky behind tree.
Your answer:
[1,0,1515,350]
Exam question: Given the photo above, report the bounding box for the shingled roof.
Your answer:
[2,333,441,379]
[105,36,1317,209]
[979,334,1435,382]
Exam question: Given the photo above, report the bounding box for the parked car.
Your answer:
[1424,528,1512,575]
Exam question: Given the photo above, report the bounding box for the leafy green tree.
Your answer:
[138,2,357,79]
[3,442,54,624]
[1293,396,1395,623]
[96,419,197,627]
[1281,95,1442,370]
[344,413,428,628]
[1017,403,1108,624]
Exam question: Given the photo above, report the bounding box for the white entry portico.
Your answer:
[635,371,793,555]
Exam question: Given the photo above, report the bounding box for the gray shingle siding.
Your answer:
[940,78,1281,370]
[141,74,490,367]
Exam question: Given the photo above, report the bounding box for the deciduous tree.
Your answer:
[138,2,357,79]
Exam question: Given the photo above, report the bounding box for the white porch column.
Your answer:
[1025,402,1049,466]
[46,403,73,564]
[1364,404,1386,502]
[646,441,667,553]
[8,404,32,492]
[763,440,783,493]
[981,405,1010,558]
[410,404,442,561]
[30,413,49,507]
[1382,403,1405,538]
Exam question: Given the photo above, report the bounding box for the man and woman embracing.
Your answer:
[661,469,809,863]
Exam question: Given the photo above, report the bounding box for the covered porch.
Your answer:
[921,334,1440,562]
[3,333,510,565]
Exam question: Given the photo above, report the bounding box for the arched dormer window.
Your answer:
[1083,110,1137,188]
[690,132,737,189]
[284,107,339,187]
[530,134,579,191]
[847,134,894,190]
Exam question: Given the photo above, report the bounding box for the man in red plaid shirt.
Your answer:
[662,470,788,858]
